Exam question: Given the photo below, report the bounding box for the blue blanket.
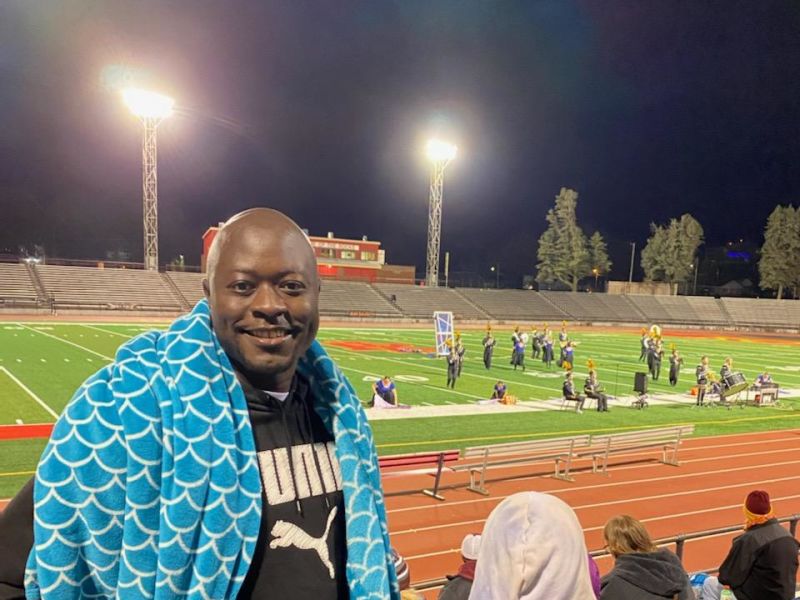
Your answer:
[25,300,398,599]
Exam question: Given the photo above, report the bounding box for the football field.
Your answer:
[1,320,799,498]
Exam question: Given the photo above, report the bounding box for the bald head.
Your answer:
[202,208,320,391]
[206,208,316,289]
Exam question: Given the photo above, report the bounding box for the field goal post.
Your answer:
[433,311,455,356]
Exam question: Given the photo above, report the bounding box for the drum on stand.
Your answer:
[721,372,747,397]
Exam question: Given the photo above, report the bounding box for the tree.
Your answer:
[536,188,610,291]
[588,231,612,281]
[640,214,704,293]
[759,205,800,299]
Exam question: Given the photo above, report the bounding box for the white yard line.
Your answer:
[18,324,113,361]
[80,324,133,338]
[0,366,59,420]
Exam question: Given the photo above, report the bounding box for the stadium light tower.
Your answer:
[122,88,174,271]
[424,139,457,287]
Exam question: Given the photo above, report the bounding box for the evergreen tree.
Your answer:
[640,214,704,293]
[588,231,612,278]
[536,188,610,291]
[759,205,800,299]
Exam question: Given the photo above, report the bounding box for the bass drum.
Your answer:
[721,372,747,397]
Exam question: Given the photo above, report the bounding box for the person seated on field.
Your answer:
[563,371,586,413]
[584,368,609,412]
[469,491,596,599]
[600,514,693,600]
[755,372,774,387]
[702,490,799,600]
[491,380,507,400]
[437,533,480,600]
[373,375,398,406]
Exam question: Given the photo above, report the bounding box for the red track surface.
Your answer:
[384,429,800,596]
[0,423,53,440]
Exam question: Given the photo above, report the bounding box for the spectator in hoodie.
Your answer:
[438,534,481,600]
[468,491,596,600]
[600,515,693,600]
[702,490,799,600]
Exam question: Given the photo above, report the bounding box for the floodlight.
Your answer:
[425,139,457,162]
[122,88,174,119]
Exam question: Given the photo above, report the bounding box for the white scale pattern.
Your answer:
[25,300,398,599]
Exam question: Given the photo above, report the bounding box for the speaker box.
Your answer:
[634,372,648,394]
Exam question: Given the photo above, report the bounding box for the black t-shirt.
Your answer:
[0,374,348,600]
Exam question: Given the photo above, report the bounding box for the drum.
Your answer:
[721,372,747,397]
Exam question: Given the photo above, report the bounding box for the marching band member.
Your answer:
[558,321,569,366]
[563,341,576,371]
[531,327,542,360]
[455,332,466,377]
[446,343,460,389]
[719,357,733,382]
[562,372,585,413]
[482,328,496,370]
[491,380,508,400]
[639,328,649,362]
[695,355,710,406]
[542,330,555,368]
[511,326,521,367]
[584,360,609,412]
[649,340,664,381]
[668,347,684,387]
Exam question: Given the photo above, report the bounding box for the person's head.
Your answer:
[460,533,481,563]
[382,375,391,383]
[496,380,504,387]
[470,492,595,600]
[566,372,573,381]
[724,356,732,367]
[589,369,596,378]
[203,208,320,392]
[744,489,774,528]
[701,355,708,365]
[602,515,657,557]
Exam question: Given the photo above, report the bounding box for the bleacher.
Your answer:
[721,297,800,329]
[538,291,643,322]
[373,284,487,320]
[458,289,566,321]
[319,280,401,317]
[0,263,38,305]
[684,297,731,326]
[36,265,182,311]
[165,271,206,307]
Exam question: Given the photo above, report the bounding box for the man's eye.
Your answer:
[281,281,306,293]
[231,281,254,293]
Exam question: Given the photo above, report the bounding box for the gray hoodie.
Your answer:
[600,549,693,600]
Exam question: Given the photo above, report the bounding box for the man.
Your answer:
[491,380,507,400]
[373,375,398,406]
[584,368,609,412]
[0,209,398,599]
[669,348,684,387]
[446,344,459,389]
[482,329,496,370]
[455,333,466,377]
[696,355,710,406]
[531,327,542,360]
[562,372,585,413]
[702,490,799,600]
[639,328,649,362]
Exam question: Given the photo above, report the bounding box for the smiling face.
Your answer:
[203,210,319,392]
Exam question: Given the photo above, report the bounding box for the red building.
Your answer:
[201,228,414,284]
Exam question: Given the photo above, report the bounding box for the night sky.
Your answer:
[2,1,800,285]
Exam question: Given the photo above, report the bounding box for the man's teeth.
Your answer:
[249,329,288,339]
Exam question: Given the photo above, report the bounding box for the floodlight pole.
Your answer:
[140,116,162,271]
[425,157,452,287]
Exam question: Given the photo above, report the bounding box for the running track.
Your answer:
[383,429,800,596]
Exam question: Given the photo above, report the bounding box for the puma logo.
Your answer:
[269,506,338,578]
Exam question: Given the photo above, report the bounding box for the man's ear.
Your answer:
[202,278,211,299]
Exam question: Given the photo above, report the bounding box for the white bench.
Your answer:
[585,425,695,476]
[452,435,592,494]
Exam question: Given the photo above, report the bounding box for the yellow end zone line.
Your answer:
[375,411,800,449]
[0,470,35,478]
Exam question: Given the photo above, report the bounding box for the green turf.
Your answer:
[0,320,798,497]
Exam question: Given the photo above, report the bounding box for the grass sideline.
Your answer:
[0,320,798,498]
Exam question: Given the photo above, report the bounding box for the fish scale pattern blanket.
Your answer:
[25,300,397,599]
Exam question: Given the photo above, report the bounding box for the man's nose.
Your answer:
[250,284,287,317]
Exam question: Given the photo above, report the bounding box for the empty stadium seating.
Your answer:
[36,265,182,311]
[722,297,800,328]
[0,263,38,305]
[165,271,206,307]
[373,284,488,320]
[319,280,402,317]
[457,289,566,321]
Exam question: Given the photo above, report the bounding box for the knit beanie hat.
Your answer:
[743,490,773,528]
